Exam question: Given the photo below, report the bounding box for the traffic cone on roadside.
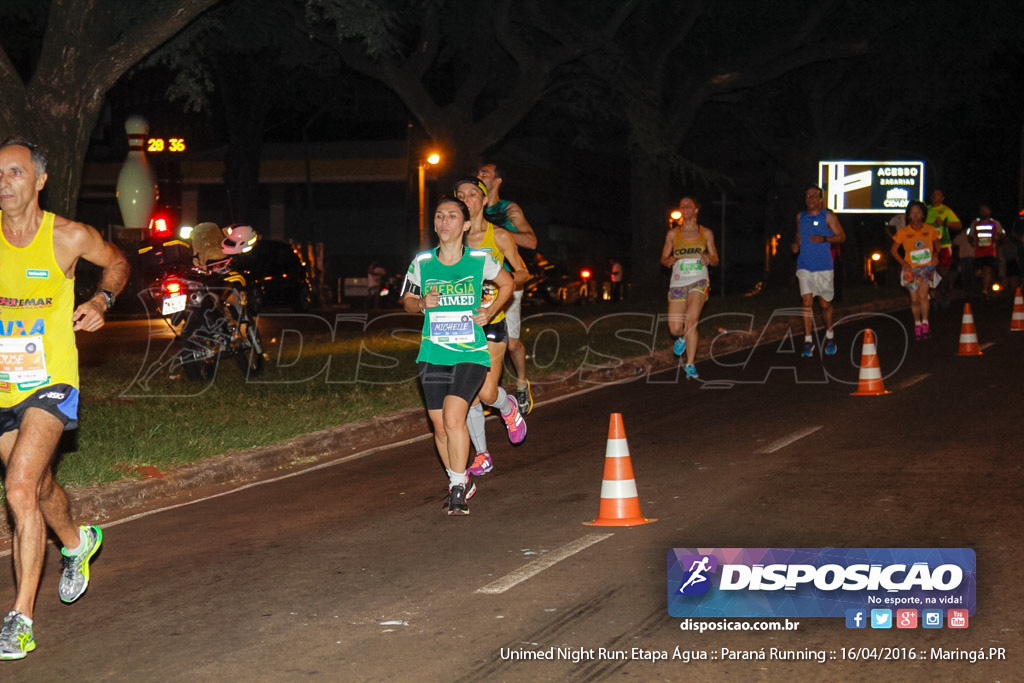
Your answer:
[1010,288,1024,331]
[851,329,890,396]
[583,414,656,527]
[957,303,983,355]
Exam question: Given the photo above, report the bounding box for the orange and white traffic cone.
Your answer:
[583,414,656,527]
[1011,288,1024,331]
[851,329,890,396]
[957,303,983,355]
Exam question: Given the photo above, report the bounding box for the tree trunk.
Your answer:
[12,96,105,220]
[217,55,271,227]
[629,146,671,300]
[0,0,219,220]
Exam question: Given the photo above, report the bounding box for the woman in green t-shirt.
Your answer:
[403,197,513,515]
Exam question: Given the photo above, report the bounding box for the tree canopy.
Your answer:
[0,0,220,218]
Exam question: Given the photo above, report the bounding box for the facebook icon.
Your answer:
[845,609,867,629]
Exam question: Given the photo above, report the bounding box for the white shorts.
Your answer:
[796,269,834,302]
[505,289,523,339]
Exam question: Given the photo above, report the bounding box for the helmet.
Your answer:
[191,221,224,265]
[222,224,257,254]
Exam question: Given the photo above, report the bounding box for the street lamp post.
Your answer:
[418,152,441,250]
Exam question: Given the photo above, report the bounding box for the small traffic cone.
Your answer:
[956,303,983,355]
[851,329,890,396]
[583,414,656,527]
[1010,288,1024,331]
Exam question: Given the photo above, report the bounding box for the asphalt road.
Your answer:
[3,297,1021,681]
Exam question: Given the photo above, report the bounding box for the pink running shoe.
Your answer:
[501,397,527,444]
[467,451,493,476]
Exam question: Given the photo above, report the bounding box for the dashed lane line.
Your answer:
[891,373,930,391]
[756,425,823,454]
[476,533,615,595]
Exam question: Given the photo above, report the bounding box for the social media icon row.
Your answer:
[845,608,969,629]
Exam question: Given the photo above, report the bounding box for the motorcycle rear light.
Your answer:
[580,269,592,279]
[150,216,173,239]
[164,280,183,296]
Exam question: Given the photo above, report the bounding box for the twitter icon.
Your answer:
[870,609,892,629]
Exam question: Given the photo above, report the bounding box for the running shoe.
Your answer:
[914,324,922,341]
[440,481,471,511]
[684,364,699,380]
[59,524,103,604]
[921,322,930,340]
[514,381,534,416]
[824,338,837,356]
[467,451,493,476]
[801,341,815,357]
[673,337,686,356]
[445,484,471,515]
[501,397,527,444]
[0,611,34,660]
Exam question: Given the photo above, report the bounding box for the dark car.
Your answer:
[231,239,315,312]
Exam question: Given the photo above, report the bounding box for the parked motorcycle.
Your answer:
[148,261,265,381]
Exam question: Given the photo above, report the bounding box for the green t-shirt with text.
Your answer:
[405,248,501,367]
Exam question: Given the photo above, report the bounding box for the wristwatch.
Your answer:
[96,289,116,311]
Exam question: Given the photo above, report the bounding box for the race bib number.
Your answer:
[909,247,932,265]
[0,335,48,385]
[671,258,704,285]
[429,311,475,344]
[677,258,704,274]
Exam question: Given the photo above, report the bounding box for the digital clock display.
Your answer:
[147,138,186,153]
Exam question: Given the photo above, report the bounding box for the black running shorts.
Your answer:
[418,362,488,411]
[482,319,508,345]
[0,384,80,435]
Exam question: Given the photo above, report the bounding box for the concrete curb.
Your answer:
[1,297,908,539]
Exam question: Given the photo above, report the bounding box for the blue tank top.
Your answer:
[797,210,835,272]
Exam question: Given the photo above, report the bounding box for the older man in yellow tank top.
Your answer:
[0,137,128,660]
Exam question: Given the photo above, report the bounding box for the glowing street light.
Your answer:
[419,152,442,250]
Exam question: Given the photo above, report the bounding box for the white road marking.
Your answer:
[0,326,924,553]
[756,425,823,454]
[892,373,930,391]
[476,533,614,595]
